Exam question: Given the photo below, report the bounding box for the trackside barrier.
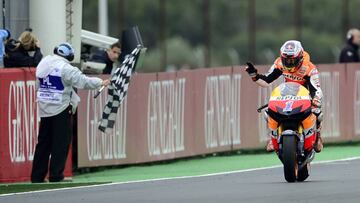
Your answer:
[77,63,360,167]
[1,64,360,180]
[0,68,72,183]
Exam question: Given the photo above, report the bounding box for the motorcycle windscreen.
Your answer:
[268,82,311,115]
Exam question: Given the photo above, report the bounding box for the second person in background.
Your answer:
[339,28,360,63]
[87,41,121,74]
[4,30,43,68]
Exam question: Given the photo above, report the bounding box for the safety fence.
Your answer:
[1,63,360,181]
[76,63,360,167]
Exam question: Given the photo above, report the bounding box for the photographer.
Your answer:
[4,31,43,68]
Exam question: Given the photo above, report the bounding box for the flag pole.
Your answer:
[93,85,105,98]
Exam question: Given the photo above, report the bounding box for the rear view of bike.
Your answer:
[260,82,317,182]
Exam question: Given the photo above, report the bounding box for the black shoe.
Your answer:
[31,179,47,183]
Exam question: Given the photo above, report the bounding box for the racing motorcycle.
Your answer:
[258,82,317,182]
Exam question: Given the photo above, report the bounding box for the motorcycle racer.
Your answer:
[245,40,323,153]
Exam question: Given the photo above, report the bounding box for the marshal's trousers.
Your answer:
[31,106,72,183]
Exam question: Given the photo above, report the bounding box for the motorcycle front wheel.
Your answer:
[282,135,297,182]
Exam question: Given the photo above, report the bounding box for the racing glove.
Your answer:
[245,62,258,81]
[312,97,321,111]
[311,95,323,123]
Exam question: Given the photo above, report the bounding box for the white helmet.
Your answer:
[54,42,75,61]
[280,40,304,72]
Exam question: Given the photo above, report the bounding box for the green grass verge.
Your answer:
[73,142,360,183]
[1,142,359,195]
[0,182,110,195]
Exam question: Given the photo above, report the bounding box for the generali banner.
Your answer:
[77,64,360,168]
[0,68,72,183]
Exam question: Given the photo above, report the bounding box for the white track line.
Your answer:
[1,156,360,197]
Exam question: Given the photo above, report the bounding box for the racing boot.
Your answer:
[312,107,323,153]
[266,139,274,152]
[314,131,323,153]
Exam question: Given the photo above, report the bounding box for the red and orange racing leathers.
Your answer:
[253,51,323,141]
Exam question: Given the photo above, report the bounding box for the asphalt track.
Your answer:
[2,158,360,203]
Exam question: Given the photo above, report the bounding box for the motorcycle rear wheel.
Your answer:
[283,136,297,182]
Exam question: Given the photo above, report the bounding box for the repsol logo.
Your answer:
[283,73,304,82]
[86,90,127,161]
[8,80,39,163]
[204,74,241,148]
[304,127,315,138]
[147,78,186,156]
[273,95,303,100]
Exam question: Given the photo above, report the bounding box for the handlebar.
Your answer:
[257,104,268,113]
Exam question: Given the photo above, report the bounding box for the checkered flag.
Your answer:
[98,46,142,133]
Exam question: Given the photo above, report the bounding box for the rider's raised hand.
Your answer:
[245,62,257,76]
[245,62,258,81]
